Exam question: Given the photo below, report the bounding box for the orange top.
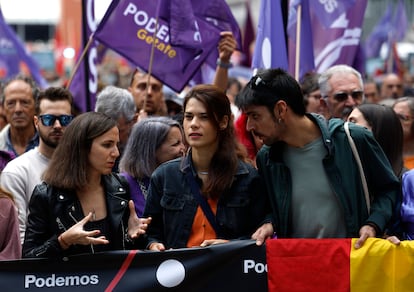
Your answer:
[186,198,218,248]
[404,156,414,170]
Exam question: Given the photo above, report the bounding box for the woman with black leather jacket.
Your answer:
[23,112,151,258]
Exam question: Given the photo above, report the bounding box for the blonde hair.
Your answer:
[0,187,15,203]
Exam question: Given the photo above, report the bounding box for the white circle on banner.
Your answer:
[156,259,186,288]
[262,37,271,68]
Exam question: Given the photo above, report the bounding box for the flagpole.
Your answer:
[66,35,94,88]
[294,4,302,81]
[143,14,159,112]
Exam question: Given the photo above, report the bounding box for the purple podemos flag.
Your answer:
[310,0,367,73]
[252,0,288,72]
[93,0,240,92]
[287,0,315,80]
[364,3,392,59]
[0,9,47,88]
[68,0,99,113]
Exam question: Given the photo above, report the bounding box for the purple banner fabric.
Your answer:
[251,0,288,71]
[364,0,407,64]
[241,1,255,67]
[93,0,240,93]
[287,0,315,80]
[68,0,99,113]
[309,0,367,74]
[163,0,202,50]
[0,9,47,88]
[309,0,355,29]
[189,0,242,85]
[364,3,392,59]
[391,0,408,43]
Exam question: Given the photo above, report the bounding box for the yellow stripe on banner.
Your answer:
[350,238,414,291]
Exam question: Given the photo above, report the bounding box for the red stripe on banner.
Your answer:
[266,238,351,292]
[105,249,138,291]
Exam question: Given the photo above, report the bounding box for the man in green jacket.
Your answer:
[238,68,400,249]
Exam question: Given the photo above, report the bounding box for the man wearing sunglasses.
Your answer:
[236,68,400,248]
[319,64,365,120]
[1,87,73,243]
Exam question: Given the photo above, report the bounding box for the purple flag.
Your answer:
[384,0,408,76]
[287,0,315,80]
[252,0,288,71]
[194,1,242,69]
[68,0,99,112]
[0,9,47,88]
[309,0,355,29]
[93,0,240,93]
[311,0,367,73]
[159,0,202,50]
[391,0,408,43]
[241,1,255,67]
[364,3,392,59]
[189,0,242,85]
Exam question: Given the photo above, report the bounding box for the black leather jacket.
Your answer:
[23,174,144,258]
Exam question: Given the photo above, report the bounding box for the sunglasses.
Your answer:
[331,90,364,102]
[248,75,269,90]
[39,114,74,127]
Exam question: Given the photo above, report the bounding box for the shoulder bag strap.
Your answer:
[185,171,223,237]
[344,122,370,213]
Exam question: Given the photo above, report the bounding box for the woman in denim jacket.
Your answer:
[144,84,270,250]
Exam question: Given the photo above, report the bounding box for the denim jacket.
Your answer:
[143,156,270,249]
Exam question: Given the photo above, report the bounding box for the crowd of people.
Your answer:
[0,30,414,268]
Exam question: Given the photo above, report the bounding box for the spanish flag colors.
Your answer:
[266,238,414,291]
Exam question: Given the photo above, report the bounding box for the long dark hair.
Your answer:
[42,112,117,189]
[184,84,248,197]
[357,103,404,177]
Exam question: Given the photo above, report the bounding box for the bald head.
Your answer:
[381,73,403,100]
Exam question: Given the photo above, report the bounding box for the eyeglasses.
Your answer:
[308,93,322,99]
[39,114,74,127]
[330,90,364,102]
[397,113,413,122]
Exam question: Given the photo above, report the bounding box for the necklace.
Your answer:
[198,171,209,175]
[137,179,148,199]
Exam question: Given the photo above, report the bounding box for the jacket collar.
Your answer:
[55,174,129,223]
[180,150,249,176]
[268,113,334,162]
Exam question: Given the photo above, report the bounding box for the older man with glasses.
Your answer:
[0,87,74,243]
[319,64,365,120]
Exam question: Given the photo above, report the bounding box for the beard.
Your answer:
[39,129,62,149]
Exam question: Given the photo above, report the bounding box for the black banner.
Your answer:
[0,240,267,291]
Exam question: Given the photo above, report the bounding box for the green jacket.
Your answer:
[257,114,400,238]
